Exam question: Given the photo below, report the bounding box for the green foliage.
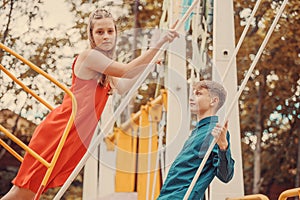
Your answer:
[234,0,300,194]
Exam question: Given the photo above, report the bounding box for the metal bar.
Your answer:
[278,188,300,200]
[226,194,269,200]
[0,125,50,167]
[0,64,54,110]
[0,138,23,162]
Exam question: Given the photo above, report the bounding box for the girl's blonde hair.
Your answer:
[87,8,117,86]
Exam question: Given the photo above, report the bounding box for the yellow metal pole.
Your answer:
[0,138,23,162]
[130,117,139,190]
[0,64,54,110]
[278,188,300,200]
[160,89,168,112]
[35,92,76,199]
[0,43,73,98]
[0,124,50,167]
[120,89,167,130]
[226,194,269,200]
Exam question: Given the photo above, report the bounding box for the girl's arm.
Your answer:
[74,22,178,80]
[110,76,140,95]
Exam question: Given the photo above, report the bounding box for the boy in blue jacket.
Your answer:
[157,80,235,200]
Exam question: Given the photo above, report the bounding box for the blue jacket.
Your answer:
[157,116,235,200]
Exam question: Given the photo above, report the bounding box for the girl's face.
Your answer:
[92,18,116,51]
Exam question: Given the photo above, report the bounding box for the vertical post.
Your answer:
[211,0,244,199]
[82,127,100,200]
[164,0,190,178]
[148,104,163,200]
[82,97,116,199]
[97,97,116,197]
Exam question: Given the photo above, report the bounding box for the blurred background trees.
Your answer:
[234,0,300,197]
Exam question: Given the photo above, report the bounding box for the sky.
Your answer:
[42,0,73,29]
[41,0,125,28]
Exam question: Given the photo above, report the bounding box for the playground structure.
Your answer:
[0,0,295,199]
[0,42,77,200]
[226,187,300,200]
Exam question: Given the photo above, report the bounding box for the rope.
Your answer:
[151,109,166,200]
[182,0,195,31]
[53,1,200,199]
[146,113,153,200]
[183,0,288,199]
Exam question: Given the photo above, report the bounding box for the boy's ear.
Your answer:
[210,96,219,106]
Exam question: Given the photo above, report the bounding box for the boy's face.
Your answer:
[189,87,213,115]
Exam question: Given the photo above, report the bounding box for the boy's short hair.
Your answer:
[193,80,227,112]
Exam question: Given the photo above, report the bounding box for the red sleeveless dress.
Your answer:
[12,57,111,193]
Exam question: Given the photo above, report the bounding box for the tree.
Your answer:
[234,0,300,196]
[1,0,76,125]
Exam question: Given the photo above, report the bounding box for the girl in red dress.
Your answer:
[1,8,178,200]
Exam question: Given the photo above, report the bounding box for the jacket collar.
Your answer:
[195,116,218,129]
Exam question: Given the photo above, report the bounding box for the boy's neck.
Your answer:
[197,110,215,121]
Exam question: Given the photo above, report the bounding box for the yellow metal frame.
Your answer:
[226,194,269,200]
[120,89,167,131]
[0,42,77,199]
[278,187,300,200]
[226,187,300,200]
[105,90,167,200]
